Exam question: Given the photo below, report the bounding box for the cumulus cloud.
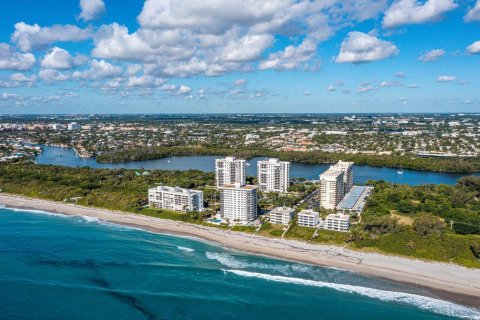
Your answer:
[177,85,192,95]
[39,69,70,82]
[79,0,105,21]
[11,22,92,52]
[465,0,480,22]
[383,0,458,28]
[40,47,86,70]
[10,73,36,83]
[466,40,480,54]
[0,43,35,70]
[335,32,398,63]
[91,0,385,77]
[327,84,336,91]
[418,49,445,62]
[73,59,122,80]
[259,39,318,70]
[436,75,456,82]
[395,71,406,78]
[379,81,401,87]
[126,75,165,88]
[234,79,248,86]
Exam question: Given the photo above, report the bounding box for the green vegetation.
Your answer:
[96,145,480,173]
[0,162,214,213]
[353,177,480,267]
[1,162,479,267]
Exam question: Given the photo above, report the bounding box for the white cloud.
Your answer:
[39,69,70,82]
[327,84,336,91]
[73,59,122,80]
[177,85,192,95]
[357,83,378,93]
[92,0,385,77]
[126,75,165,88]
[41,47,75,70]
[436,75,456,82]
[161,84,176,91]
[407,84,420,88]
[466,40,480,54]
[379,81,401,87]
[79,0,105,21]
[0,43,35,71]
[221,34,273,62]
[259,39,318,70]
[10,73,36,83]
[383,0,458,28]
[234,79,248,86]
[465,0,480,22]
[335,32,398,63]
[11,22,92,52]
[418,49,445,62]
[395,71,406,78]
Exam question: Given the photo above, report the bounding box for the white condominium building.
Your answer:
[269,207,294,225]
[324,213,350,232]
[319,169,344,210]
[67,122,81,130]
[148,186,204,212]
[215,156,246,188]
[257,158,291,193]
[220,183,258,225]
[331,160,354,195]
[297,209,319,228]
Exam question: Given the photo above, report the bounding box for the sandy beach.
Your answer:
[1,193,479,308]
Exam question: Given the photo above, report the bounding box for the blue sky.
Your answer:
[0,0,479,114]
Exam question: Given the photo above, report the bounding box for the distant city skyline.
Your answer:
[0,0,479,114]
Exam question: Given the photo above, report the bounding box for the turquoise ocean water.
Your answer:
[0,206,479,320]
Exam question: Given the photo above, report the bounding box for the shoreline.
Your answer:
[0,193,479,309]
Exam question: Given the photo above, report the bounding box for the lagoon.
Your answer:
[35,145,478,186]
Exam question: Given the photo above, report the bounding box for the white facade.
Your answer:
[269,207,294,225]
[148,186,204,212]
[220,183,257,225]
[67,122,81,130]
[297,209,319,228]
[215,156,246,188]
[257,158,290,193]
[330,160,354,195]
[324,213,350,232]
[319,169,344,210]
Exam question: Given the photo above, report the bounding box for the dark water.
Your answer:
[1,206,479,320]
[35,146,478,186]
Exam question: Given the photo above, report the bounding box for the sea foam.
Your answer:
[177,246,195,253]
[224,269,480,320]
[206,252,313,275]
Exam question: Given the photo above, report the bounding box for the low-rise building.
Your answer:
[297,209,319,228]
[148,186,203,213]
[324,213,350,232]
[269,207,294,225]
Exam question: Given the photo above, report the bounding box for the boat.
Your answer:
[397,166,404,174]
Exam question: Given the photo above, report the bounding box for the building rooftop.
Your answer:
[298,209,319,217]
[221,184,258,190]
[336,186,373,211]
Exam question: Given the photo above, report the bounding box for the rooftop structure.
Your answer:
[336,186,374,213]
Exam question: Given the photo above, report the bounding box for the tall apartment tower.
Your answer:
[319,169,344,210]
[215,156,246,188]
[148,186,204,212]
[257,158,290,193]
[331,160,354,195]
[220,183,258,225]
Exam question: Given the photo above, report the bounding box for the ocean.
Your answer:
[0,206,479,320]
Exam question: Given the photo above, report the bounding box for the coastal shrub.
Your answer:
[470,242,480,259]
[412,215,445,238]
[362,216,399,235]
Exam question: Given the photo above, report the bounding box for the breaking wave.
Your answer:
[224,269,480,320]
